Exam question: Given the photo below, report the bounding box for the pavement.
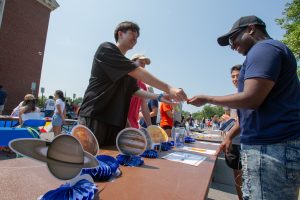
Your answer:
[208,182,238,200]
[208,153,300,200]
[207,154,239,200]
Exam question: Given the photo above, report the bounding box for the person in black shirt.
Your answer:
[186,114,194,127]
[79,21,187,146]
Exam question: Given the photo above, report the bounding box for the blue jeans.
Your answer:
[241,137,300,200]
[52,113,63,126]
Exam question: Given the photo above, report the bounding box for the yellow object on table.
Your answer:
[147,125,168,143]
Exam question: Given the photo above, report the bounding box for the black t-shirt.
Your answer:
[79,42,139,127]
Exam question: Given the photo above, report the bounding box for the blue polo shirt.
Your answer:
[238,39,300,145]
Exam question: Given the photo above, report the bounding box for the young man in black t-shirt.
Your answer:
[216,65,243,200]
[79,21,187,146]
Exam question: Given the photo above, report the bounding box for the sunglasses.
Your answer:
[228,28,246,48]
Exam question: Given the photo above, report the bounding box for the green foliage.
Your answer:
[73,97,83,105]
[36,96,83,109]
[64,97,83,104]
[276,0,300,61]
[190,105,225,120]
[191,111,202,120]
[181,110,191,118]
[214,105,225,117]
[37,96,46,108]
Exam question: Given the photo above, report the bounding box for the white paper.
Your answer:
[162,152,206,166]
[182,146,216,155]
[196,133,221,138]
[199,141,220,146]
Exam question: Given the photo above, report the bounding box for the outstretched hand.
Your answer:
[187,95,208,107]
[168,87,187,102]
[160,98,178,106]
[215,136,232,156]
[159,93,179,106]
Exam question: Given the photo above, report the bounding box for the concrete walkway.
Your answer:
[207,154,239,200]
[208,182,238,200]
[208,153,300,200]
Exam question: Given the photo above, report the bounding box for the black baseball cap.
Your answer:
[217,15,266,46]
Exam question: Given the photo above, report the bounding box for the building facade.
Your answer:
[0,0,58,114]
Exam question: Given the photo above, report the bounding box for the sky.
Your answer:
[40,0,289,113]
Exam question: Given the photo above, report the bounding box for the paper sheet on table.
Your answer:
[199,141,220,146]
[182,146,216,155]
[196,134,221,138]
[162,152,206,166]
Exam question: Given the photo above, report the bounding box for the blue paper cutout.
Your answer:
[154,141,174,151]
[116,154,144,166]
[41,179,97,200]
[97,155,119,173]
[81,155,119,181]
[161,142,172,151]
[185,136,196,143]
[168,141,175,146]
[141,150,158,158]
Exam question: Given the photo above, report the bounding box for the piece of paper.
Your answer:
[162,152,206,166]
[199,141,220,146]
[182,146,216,155]
[196,134,221,138]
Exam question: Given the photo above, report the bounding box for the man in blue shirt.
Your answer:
[188,16,300,199]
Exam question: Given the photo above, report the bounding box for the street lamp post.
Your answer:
[41,87,45,108]
[31,82,36,95]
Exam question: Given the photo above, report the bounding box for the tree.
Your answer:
[73,97,83,105]
[37,96,83,110]
[192,111,204,121]
[213,105,225,117]
[37,96,46,109]
[192,105,224,120]
[276,0,300,61]
[181,110,190,118]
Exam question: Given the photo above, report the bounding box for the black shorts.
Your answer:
[78,116,123,147]
[173,121,181,127]
[161,125,172,130]
[225,144,242,170]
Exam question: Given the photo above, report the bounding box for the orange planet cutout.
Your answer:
[147,125,168,143]
[71,125,99,156]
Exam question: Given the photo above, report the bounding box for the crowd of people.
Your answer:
[6,90,81,136]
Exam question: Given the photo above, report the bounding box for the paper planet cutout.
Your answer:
[71,125,99,156]
[147,125,168,143]
[116,128,152,156]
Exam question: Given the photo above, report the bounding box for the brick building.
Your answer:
[0,0,59,114]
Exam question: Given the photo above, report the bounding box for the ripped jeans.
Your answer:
[241,137,300,200]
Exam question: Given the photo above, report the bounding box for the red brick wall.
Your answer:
[0,0,51,114]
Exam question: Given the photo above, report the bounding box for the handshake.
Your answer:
[162,87,209,107]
